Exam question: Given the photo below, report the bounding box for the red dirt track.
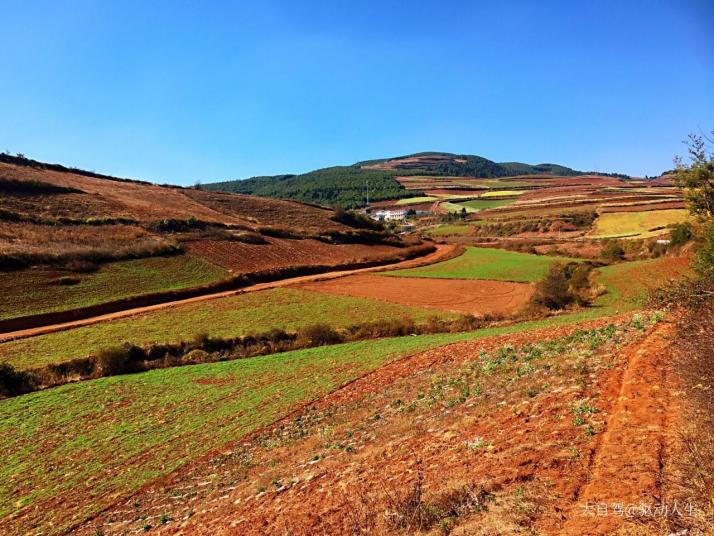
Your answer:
[0,245,460,343]
[295,274,533,316]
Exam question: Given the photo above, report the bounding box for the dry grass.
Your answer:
[0,222,179,267]
[659,304,714,534]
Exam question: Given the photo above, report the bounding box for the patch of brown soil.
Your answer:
[185,237,399,274]
[295,274,533,316]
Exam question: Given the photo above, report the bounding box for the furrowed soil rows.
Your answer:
[185,237,398,273]
[295,274,533,316]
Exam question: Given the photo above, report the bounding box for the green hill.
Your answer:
[203,152,600,208]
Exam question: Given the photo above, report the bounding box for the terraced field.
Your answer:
[0,252,694,534]
[0,330,519,534]
[428,223,472,236]
[591,208,689,238]
[0,288,457,370]
[387,247,579,282]
[0,254,228,321]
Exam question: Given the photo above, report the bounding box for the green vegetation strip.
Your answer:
[427,224,472,236]
[386,247,580,282]
[459,198,514,210]
[439,201,479,213]
[0,288,456,371]
[0,255,228,321]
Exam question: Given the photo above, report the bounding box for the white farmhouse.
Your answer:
[371,209,407,222]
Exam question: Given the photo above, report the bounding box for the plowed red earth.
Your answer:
[76,314,682,536]
[563,321,676,534]
[185,237,399,273]
[294,274,533,316]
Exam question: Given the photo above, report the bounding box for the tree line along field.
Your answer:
[0,288,458,371]
[0,254,228,321]
[386,246,580,282]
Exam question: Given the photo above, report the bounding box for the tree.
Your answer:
[533,262,574,310]
[675,131,714,218]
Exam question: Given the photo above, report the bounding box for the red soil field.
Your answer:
[185,238,401,274]
[294,274,532,316]
[598,201,685,213]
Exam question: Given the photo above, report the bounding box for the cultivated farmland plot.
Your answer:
[0,150,705,536]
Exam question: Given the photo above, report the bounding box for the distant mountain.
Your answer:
[357,152,582,178]
[203,152,622,208]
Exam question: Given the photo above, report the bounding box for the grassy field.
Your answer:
[0,254,228,321]
[395,196,439,205]
[439,201,479,213]
[459,198,514,210]
[0,288,456,370]
[427,224,472,236]
[386,247,579,282]
[591,208,688,238]
[0,330,532,534]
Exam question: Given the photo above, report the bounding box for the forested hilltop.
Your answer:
[203,152,611,208]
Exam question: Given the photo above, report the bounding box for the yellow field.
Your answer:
[480,190,525,198]
[591,208,689,238]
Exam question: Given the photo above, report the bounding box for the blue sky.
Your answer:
[1,0,712,184]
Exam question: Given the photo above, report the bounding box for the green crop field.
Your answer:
[438,201,479,213]
[459,198,514,210]
[0,254,228,321]
[0,288,456,370]
[440,198,515,213]
[427,224,472,236]
[0,329,537,534]
[591,209,689,238]
[386,247,579,282]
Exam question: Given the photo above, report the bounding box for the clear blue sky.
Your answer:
[1,0,712,184]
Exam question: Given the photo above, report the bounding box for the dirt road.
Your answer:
[0,244,460,343]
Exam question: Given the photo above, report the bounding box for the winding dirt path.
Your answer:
[0,244,460,343]
[561,320,676,534]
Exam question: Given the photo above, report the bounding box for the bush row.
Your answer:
[0,313,502,399]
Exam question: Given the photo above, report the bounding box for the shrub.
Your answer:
[0,363,35,397]
[567,263,595,306]
[695,221,714,281]
[601,240,625,262]
[670,222,694,246]
[296,324,344,347]
[95,346,142,376]
[532,262,574,310]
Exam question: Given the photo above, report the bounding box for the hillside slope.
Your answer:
[0,157,423,323]
[202,152,594,208]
